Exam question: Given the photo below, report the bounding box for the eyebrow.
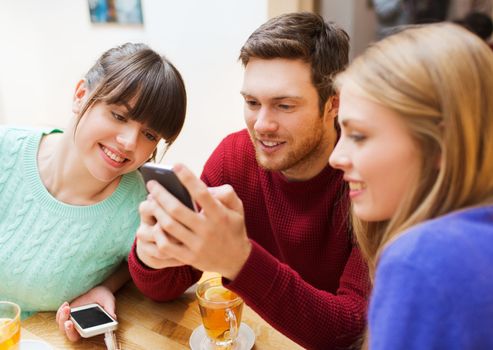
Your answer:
[340,118,366,128]
[108,101,130,111]
[109,102,131,117]
[240,91,303,100]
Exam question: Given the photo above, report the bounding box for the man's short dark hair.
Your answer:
[239,12,350,113]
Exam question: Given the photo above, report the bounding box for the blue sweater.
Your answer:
[0,126,146,318]
[369,205,493,349]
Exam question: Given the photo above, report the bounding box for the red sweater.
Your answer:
[129,129,369,349]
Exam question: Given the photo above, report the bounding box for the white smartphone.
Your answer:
[69,303,118,338]
[140,163,197,211]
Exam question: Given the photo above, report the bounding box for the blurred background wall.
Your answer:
[0,1,270,174]
[0,0,381,174]
[317,0,377,60]
[1,0,489,174]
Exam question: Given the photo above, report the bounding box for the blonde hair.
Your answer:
[336,23,493,280]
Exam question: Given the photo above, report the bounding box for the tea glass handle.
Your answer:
[226,308,238,340]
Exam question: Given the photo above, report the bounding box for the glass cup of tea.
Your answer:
[0,301,21,350]
[196,277,244,348]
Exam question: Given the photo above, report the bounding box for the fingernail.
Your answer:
[64,321,71,329]
[174,164,183,173]
[147,180,157,191]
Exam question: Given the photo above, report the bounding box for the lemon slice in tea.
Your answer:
[204,286,236,302]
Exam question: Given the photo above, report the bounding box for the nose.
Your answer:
[253,107,278,134]
[116,123,140,151]
[329,139,351,171]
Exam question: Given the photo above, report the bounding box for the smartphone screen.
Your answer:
[140,163,196,211]
[70,306,114,329]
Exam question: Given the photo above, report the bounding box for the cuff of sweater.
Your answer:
[223,240,280,304]
[128,240,165,283]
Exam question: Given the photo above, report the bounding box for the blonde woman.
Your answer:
[329,23,493,349]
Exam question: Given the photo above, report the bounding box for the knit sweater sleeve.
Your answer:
[226,242,368,349]
[127,139,229,301]
[201,132,369,349]
[128,240,202,301]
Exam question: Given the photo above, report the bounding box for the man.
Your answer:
[129,12,369,349]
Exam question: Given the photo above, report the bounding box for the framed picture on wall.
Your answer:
[88,0,144,25]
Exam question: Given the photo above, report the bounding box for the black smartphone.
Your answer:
[70,304,118,338]
[140,163,196,211]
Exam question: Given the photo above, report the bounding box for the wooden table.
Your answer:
[21,281,303,349]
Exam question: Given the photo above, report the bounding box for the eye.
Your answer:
[348,133,366,142]
[143,130,158,142]
[245,99,260,109]
[277,103,295,111]
[112,112,127,122]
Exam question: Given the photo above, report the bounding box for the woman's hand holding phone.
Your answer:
[56,285,116,342]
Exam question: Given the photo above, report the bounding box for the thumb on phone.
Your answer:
[99,297,117,320]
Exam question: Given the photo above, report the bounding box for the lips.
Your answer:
[99,144,129,167]
[348,182,366,191]
[260,140,284,147]
[256,139,286,155]
[101,146,127,163]
[347,180,367,199]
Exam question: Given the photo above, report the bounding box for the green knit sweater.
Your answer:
[0,126,147,318]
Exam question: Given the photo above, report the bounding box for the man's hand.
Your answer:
[135,164,252,280]
[135,197,188,269]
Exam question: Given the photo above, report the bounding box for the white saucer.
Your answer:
[189,323,255,350]
[20,339,54,350]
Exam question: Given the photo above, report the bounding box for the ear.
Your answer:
[323,94,340,121]
[72,79,88,114]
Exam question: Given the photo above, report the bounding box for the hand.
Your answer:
[55,285,116,342]
[139,164,252,280]
[135,194,188,269]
